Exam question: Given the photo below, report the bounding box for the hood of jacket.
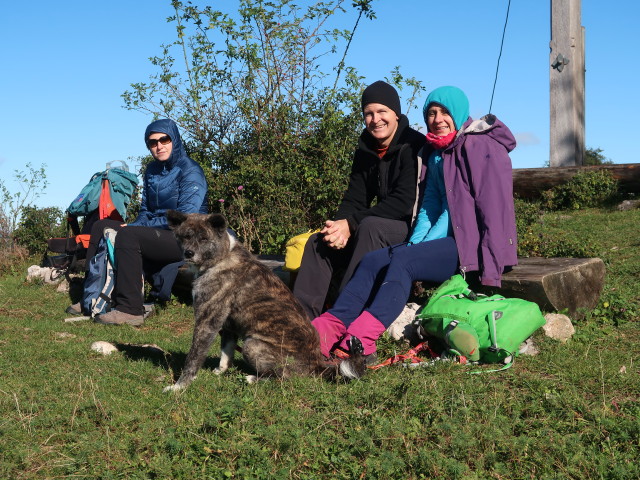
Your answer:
[461,114,516,153]
[144,119,187,170]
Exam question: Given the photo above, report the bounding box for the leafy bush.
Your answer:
[12,206,66,255]
[209,99,362,253]
[540,169,618,211]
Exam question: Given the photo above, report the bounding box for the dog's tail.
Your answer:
[315,336,367,381]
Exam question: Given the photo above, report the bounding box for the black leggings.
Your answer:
[85,219,184,315]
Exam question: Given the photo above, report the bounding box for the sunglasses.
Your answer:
[146,135,172,149]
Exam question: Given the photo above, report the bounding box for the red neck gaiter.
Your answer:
[425,131,457,150]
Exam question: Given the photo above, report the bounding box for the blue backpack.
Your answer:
[82,228,118,317]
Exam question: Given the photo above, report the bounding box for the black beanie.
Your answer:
[361,80,401,116]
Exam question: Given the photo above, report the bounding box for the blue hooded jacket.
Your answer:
[129,119,208,229]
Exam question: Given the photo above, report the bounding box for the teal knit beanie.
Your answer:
[422,86,470,131]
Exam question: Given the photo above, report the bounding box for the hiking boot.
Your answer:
[65,302,83,316]
[94,309,144,327]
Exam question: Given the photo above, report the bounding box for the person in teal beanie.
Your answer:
[311,86,518,365]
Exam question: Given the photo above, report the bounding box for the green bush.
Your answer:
[209,100,362,253]
[514,198,597,258]
[12,206,66,255]
[540,169,618,211]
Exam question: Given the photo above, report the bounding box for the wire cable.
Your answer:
[489,0,512,114]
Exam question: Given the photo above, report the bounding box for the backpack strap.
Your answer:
[487,310,502,353]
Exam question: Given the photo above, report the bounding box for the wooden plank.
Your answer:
[513,164,640,199]
[174,255,606,318]
[173,255,290,294]
[479,257,605,317]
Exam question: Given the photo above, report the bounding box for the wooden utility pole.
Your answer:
[549,0,585,167]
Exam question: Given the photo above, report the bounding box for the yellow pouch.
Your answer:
[283,230,320,272]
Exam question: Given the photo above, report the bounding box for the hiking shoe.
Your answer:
[94,309,144,327]
[65,302,83,316]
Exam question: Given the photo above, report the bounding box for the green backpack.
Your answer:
[415,274,546,370]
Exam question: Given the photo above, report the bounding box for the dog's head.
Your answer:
[167,210,235,266]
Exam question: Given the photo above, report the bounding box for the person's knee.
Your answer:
[354,216,380,236]
[360,248,390,271]
[354,217,408,244]
[115,227,139,250]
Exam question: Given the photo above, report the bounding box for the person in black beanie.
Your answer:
[293,80,426,320]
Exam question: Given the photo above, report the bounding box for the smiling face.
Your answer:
[425,104,456,136]
[146,132,173,161]
[363,103,399,147]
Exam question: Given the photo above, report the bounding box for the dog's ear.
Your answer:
[166,210,188,229]
[208,213,228,233]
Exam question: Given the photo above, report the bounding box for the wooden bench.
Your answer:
[172,255,293,295]
[173,255,605,318]
[475,257,605,318]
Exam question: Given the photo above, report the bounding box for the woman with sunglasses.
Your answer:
[66,118,208,325]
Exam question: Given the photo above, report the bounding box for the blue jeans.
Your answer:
[328,237,459,328]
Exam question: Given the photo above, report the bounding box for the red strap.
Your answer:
[368,341,467,370]
[76,234,91,248]
[367,341,438,370]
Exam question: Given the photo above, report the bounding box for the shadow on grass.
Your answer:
[114,342,253,379]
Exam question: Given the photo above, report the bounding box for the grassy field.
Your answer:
[1,207,639,479]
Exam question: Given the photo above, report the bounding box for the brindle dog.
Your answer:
[164,211,365,391]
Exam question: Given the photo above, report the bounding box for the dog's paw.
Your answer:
[213,367,227,376]
[163,383,185,393]
[245,375,258,384]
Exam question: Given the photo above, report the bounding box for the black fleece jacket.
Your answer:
[334,115,426,232]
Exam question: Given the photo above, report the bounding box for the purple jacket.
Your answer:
[420,114,517,287]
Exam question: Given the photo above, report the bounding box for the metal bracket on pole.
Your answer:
[551,53,570,72]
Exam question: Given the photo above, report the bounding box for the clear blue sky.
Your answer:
[1,1,637,211]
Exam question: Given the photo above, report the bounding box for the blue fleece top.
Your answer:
[410,86,470,244]
[408,150,452,243]
[129,119,208,229]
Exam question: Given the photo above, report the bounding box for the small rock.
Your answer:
[56,280,70,293]
[386,303,420,341]
[91,341,118,355]
[26,265,44,281]
[55,332,76,339]
[542,313,575,343]
[617,199,640,211]
[519,337,539,356]
[26,265,64,284]
[64,316,91,323]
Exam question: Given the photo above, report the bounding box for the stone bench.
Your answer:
[173,255,605,318]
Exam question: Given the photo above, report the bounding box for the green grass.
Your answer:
[1,207,639,479]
